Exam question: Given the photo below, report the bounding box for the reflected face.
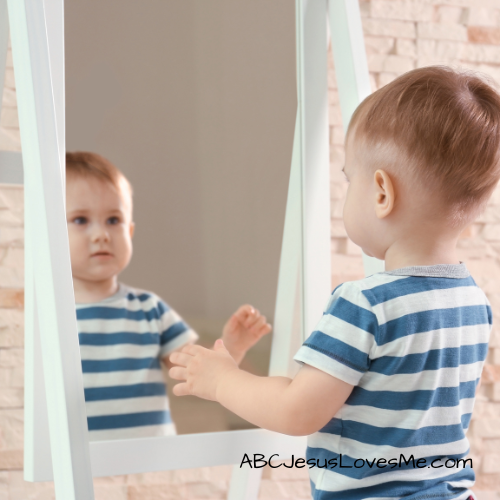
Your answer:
[66,175,134,284]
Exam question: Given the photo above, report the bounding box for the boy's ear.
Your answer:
[374,169,395,219]
[129,222,135,238]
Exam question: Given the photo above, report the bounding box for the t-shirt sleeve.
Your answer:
[156,300,199,357]
[293,282,378,386]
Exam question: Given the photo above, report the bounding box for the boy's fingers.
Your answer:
[260,323,272,336]
[169,366,188,381]
[250,315,267,335]
[182,344,206,356]
[169,352,192,368]
[245,310,261,329]
[234,305,255,322]
[172,382,191,397]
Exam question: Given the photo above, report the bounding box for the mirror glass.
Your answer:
[65,0,295,438]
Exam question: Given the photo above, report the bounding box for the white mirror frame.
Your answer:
[2,0,383,498]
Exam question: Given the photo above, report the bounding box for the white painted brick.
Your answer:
[382,55,414,73]
[362,19,416,38]
[0,330,23,350]
[0,349,23,368]
[8,470,55,500]
[473,418,500,438]
[490,329,500,349]
[0,409,23,448]
[0,207,23,228]
[437,6,467,25]
[331,219,347,238]
[0,369,11,387]
[481,223,500,241]
[465,7,500,27]
[491,348,500,365]
[5,50,12,70]
[471,63,500,84]
[372,1,433,22]
[0,388,23,408]
[396,39,417,57]
[462,43,500,64]
[0,227,23,247]
[0,108,19,129]
[331,199,344,219]
[359,0,370,19]
[417,39,465,61]
[330,182,346,201]
[1,88,16,108]
[330,145,345,168]
[0,248,24,288]
[331,126,345,146]
[481,453,500,473]
[484,439,500,452]
[0,246,23,269]
[278,480,312,499]
[0,309,23,333]
[418,22,467,41]
[345,239,363,256]
[473,491,500,500]
[10,366,23,388]
[328,70,338,90]
[364,36,395,55]
[0,128,21,152]
[329,105,342,127]
[258,479,288,499]
[0,186,23,209]
[367,53,386,73]
[378,72,399,87]
[3,69,15,91]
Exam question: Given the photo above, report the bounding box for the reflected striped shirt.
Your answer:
[294,263,491,500]
[76,284,198,441]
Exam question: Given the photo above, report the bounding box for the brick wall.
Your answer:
[1,1,500,498]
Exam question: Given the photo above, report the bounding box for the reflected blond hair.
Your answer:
[66,151,133,206]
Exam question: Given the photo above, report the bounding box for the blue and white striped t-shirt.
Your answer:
[294,263,491,500]
[76,284,198,441]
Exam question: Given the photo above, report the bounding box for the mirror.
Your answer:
[64,0,296,438]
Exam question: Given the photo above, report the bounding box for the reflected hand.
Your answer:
[169,340,238,401]
[222,305,272,364]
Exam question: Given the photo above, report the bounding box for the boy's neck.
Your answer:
[73,276,119,304]
[383,234,461,272]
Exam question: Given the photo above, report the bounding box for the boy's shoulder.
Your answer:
[118,283,171,313]
[76,283,172,316]
[331,264,484,311]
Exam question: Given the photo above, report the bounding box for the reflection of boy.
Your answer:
[171,67,498,499]
[66,152,271,441]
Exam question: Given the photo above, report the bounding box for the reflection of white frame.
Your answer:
[2,0,383,498]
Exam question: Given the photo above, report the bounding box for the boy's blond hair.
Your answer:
[66,152,133,203]
[350,66,500,223]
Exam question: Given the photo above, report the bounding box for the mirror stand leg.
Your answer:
[227,465,263,500]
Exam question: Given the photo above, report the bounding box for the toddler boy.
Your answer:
[169,67,499,499]
[66,151,271,441]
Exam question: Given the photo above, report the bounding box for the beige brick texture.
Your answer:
[2,1,500,497]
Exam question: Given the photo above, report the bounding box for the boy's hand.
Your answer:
[222,305,272,364]
[169,340,238,401]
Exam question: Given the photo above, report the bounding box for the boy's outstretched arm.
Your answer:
[169,340,353,436]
